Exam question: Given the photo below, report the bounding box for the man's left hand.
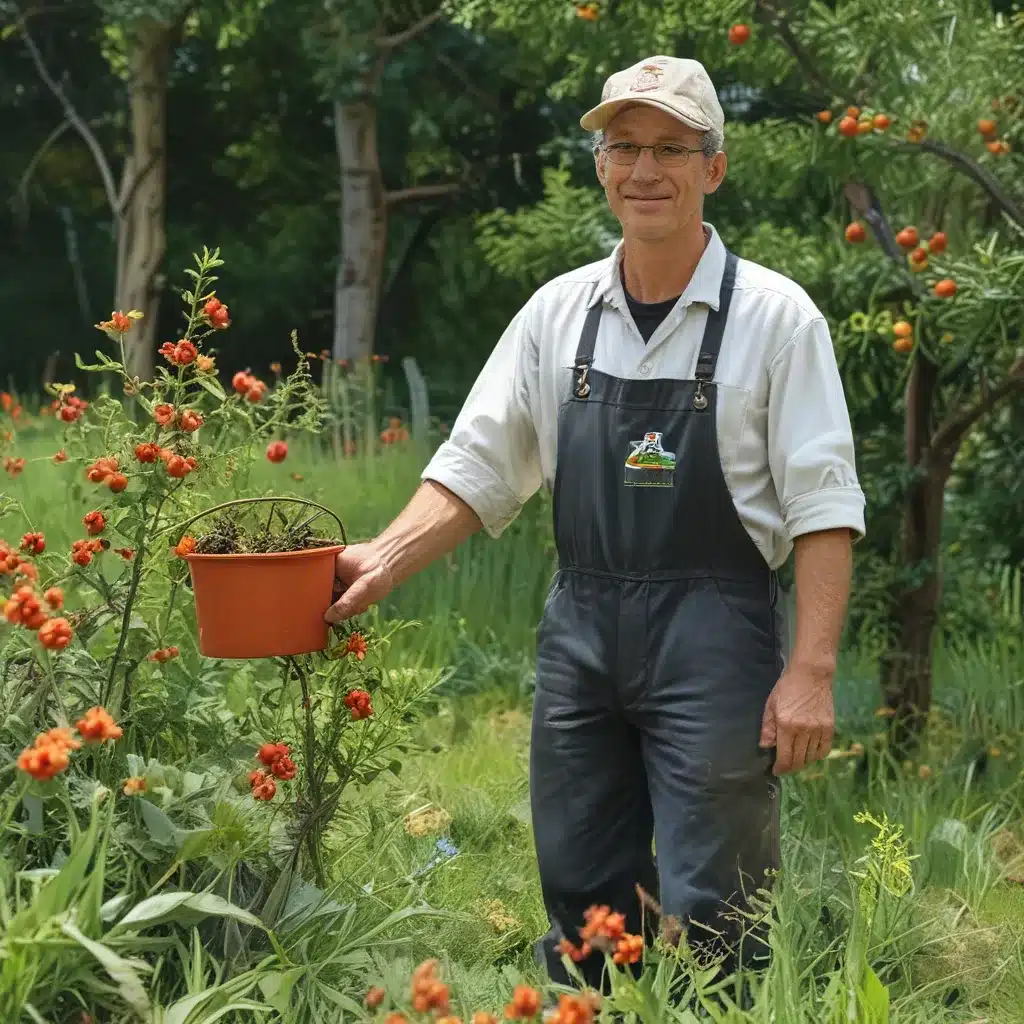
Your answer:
[759,665,835,775]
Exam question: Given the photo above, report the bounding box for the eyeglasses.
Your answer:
[601,142,703,167]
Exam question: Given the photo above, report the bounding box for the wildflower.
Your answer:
[148,646,180,663]
[165,455,196,478]
[153,403,176,427]
[345,631,369,660]
[270,361,282,374]
[159,340,198,366]
[555,938,592,962]
[411,960,450,1015]
[252,775,277,800]
[365,987,386,1011]
[71,539,104,567]
[36,727,81,752]
[473,1015,499,1024]
[75,706,122,742]
[38,617,73,650]
[0,392,10,412]
[177,409,204,432]
[44,587,64,610]
[122,776,147,796]
[579,905,626,943]
[4,456,26,477]
[232,370,253,394]
[174,535,197,558]
[107,472,129,493]
[918,764,932,779]
[504,985,542,1020]
[612,933,644,965]
[270,755,297,780]
[547,994,599,1024]
[115,547,134,560]
[266,440,288,463]
[17,739,71,780]
[257,743,290,767]
[20,533,45,555]
[196,355,216,373]
[344,689,373,721]
[246,380,267,403]
[83,511,106,535]
[384,1016,409,1024]
[4,585,47,630]
[85,456,119,484]
[204,297,231,329]
[95,310,141,337]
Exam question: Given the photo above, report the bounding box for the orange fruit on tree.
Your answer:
[928,231,948,253]
[839,116,859,137]
[986,140,1003,154]
[872,113,891,130]
[845,222,867,243]
[933,278,957,298]
[846,106,861,118]
[910,255,929,272]
[893,336,914,354]
[895,226,919,249]
[728,23,750,44]
[893,320,913,338]
[978,118,997,136]
[575,3,598,19]
[910,246,928,264]
[817,110,833,124]
[857,119,873,135]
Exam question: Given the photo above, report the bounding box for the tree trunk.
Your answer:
[115,19,172,384]
[332,97,387,364]
[880,355,951,756]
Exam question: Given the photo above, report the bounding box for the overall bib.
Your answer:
[531,252,783,989]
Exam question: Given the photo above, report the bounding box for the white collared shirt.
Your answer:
[421,223,866,569]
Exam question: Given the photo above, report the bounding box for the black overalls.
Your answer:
[531,252,783,988]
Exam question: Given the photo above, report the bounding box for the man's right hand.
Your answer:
[324,542,395,624]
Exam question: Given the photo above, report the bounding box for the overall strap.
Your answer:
[692,250,738,410]
[572,290,603,399]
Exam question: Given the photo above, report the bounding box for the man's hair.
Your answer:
[591,127,725,159]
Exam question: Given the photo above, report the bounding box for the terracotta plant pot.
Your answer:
[176,497,347,659]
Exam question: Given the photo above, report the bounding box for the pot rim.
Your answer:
[184,543,346,564]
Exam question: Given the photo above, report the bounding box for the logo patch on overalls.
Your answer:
[624,431,675,487]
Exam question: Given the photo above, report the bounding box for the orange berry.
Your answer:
[817,110,833,124]
[933,278,957,298]
[928,231,948,253]
[978,118,997,136]
[872,113,890,130]
[727,23,750,45]
[893,321,913,338]
[845,222,867,244]
[838,116,859,137]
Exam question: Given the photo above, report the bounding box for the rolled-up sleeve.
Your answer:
[767,317,866,542]
[421,302,543,539]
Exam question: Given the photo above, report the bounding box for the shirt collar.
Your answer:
[588,222,727,313]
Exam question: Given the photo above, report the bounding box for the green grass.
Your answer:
[4,429,1024,1020]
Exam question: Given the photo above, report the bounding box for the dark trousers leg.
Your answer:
[530,579,656,990]
[640,578,783,981]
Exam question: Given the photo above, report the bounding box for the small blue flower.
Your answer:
[436,837,459,859]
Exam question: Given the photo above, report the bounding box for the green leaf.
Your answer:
[194,373,227,402]
[859,962,890,1023]
[59,918,151,1014]
[74,353,107,372]
[138,799,178,848]
[111,890,266,934]
[21,794,43,835]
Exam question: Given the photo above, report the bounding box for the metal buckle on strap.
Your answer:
[574,362,591,399]
[692,379,708,410]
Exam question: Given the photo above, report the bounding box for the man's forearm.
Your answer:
[788,528,853,680]
[369,480,483,586]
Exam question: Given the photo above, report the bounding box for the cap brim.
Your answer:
[580,96,714,133]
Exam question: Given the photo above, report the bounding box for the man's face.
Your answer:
[595,105,727,242]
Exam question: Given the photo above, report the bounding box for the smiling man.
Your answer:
[325,56,865,991]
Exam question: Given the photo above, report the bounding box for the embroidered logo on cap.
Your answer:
[630,64,664,93]
[625,431,675,487]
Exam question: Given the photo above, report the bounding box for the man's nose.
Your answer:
[630,149,663,181]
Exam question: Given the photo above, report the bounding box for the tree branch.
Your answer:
[753,0,847,101]
[377,7,443,50]
[19,24,120,215]
[14,116,71,215]
[843,182,928,297]
[385,183,460,207]
[930,355,1024,458]
[886,137,1024,230]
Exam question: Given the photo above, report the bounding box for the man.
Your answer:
[326,55,865,989]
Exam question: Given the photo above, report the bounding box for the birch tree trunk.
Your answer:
[332,97,387,364]
[115,18,172,384]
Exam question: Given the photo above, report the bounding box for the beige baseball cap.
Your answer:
[580,56,725,135]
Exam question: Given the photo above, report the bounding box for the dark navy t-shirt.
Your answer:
[623,289,681,343]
